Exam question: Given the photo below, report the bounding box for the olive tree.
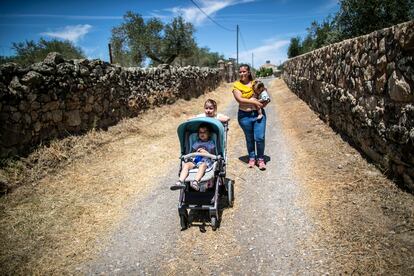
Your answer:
[110,12,196,66]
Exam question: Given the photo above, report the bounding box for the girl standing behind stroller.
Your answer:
[170,123,216,191]
[195,99,230,123]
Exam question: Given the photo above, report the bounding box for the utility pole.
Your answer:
[236,24,239,67]
[252,53,254,69]
[108,43,113,64]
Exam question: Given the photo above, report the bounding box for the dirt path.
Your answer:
[82,78,414,275]
[1,79,413,275]
[82,78,318,274]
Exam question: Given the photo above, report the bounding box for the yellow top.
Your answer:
[233,80,255,99]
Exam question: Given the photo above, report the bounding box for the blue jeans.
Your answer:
[237,109,266,160]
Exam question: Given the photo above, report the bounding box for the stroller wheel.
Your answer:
[226,179,234,207]
[179,214,189,230]
[218,178,226,196]
[211,216,218,231]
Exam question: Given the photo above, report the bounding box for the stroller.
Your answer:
[176,117,234,230]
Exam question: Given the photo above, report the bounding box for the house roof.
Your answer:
[260,63,277,69]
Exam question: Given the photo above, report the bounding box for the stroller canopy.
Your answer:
[177,117,226,156]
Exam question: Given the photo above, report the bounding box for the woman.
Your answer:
[232,64,268,170]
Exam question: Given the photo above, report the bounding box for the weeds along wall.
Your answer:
[283,21,414,192]
[0,54,221,158]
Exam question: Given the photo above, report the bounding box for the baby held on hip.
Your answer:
[253,81,271,120]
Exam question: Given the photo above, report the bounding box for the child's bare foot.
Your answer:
[190,180,200,191]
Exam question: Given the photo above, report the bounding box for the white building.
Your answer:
[260,60,281,77]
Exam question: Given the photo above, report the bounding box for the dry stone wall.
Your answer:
[0,53,221,158]
[283,21,414,192]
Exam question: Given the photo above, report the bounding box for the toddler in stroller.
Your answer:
[170,123,215,191]
[172,117,234,230]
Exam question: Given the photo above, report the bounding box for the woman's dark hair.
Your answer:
[239,64,253,81]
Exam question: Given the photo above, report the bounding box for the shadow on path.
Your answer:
[238,155,271,164]
[184,181,234,233]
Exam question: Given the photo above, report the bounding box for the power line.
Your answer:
[238,28,255,67]
[189,0,236,32]
[239,29,248,52]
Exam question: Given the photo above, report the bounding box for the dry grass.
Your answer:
[0,83,235,275]
[0,119,145,193]
[271,79,414,274]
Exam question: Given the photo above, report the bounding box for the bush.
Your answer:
[0,38,85,66]
[256,67,273,77]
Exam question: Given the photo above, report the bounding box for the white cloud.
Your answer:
[170,0,255,26]
[41,24,92,42]
[237,38,290,68]
[80,46,106,60]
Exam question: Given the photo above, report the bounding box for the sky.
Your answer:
[0,0,339,68]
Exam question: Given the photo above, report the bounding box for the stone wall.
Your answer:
[283,21,414,191]
[0,53,221,158]
[217,60,237,83]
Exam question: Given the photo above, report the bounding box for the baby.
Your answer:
[252,81,271,120]
[170,123,215,191]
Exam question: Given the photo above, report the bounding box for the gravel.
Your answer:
[83,77,322,274]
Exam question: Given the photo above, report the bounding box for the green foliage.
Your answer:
[172,47,224,67]
[287,0,414,57]
[256,67,273,77]
[287,37,302,58]
[0,56,15,64]
[277,63,284,72]
[110,12,196,66]
[0,38,85,66]
[336,0,414,39]
[266,68,273,76]
[162,16,196,63]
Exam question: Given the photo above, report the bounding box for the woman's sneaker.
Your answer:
[248,159,256,168]
[258,159,266,170]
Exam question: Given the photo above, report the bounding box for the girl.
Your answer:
[196,99,230,123]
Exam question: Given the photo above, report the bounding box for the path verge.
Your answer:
[0,83,234,275]
[271,78,414,274]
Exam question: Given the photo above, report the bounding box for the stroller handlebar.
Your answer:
[181,152,220,161]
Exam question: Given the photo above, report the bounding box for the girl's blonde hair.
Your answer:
[204,99,217,110]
